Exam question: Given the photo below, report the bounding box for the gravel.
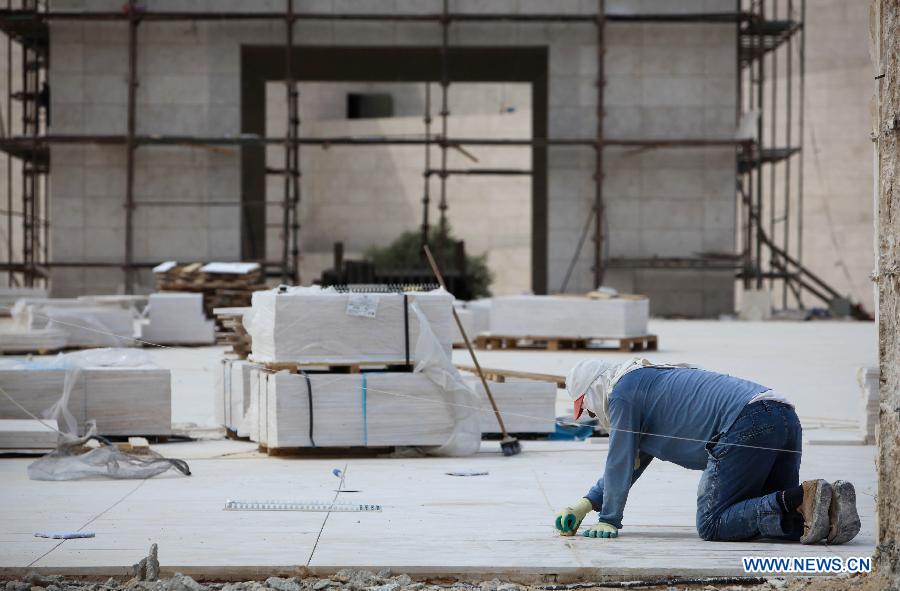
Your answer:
[0,544,886,591]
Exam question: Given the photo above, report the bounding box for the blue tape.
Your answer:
[361,373,368,446]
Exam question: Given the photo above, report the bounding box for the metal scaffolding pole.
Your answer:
[437,0,449,245]
[123,0,138,294]
[592,0,606,290]
[754,0,764,290]
[5,0,12,287]
[796,0,805,306]
[282,0,297,284]
[0,134,749,149]
[769,0,777,294]
[421,81,431,247]
[0,2,827,306]
[783,0,793,307]
[19,15,28,285]
[738,0,749,289]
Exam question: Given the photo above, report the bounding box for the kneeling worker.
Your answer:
[554,359,861,544]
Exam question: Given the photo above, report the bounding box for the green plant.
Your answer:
[364,226,493,299]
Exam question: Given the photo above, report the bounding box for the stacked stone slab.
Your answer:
[237,287,555,450]
[4,298,137,350]
[0,366,171,436]
[245,288,455,365]
[488,295,649,339]
[0,419,59,450]
[858,367,879,445]
[214,358,261,438]
[139,292,215,345]
[247,370,556,449]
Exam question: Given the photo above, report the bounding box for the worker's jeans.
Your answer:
[696,400,804,541]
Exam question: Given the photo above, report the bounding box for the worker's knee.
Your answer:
[696,515,720,541]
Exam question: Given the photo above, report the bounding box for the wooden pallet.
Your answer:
[156,262,265,319]
[0,349,55,356]
[1,342,135,356]
[225,428,249,441]
[259,360,415,374]
[214,308,252,359]
[473,333,658,353]
[258,444,394,457]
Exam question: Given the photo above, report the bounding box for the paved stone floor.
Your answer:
[0,319,878,580]
[0,439,876,580]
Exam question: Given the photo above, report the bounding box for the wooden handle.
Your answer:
[422,245,510,437]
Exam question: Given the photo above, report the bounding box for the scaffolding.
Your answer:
[0,1,852,313]
[738,0,808,309]
[0,0,48,288]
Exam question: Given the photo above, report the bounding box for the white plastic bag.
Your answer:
[27,421,190,481]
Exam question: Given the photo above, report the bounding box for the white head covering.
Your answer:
[565,357,696,431]
[565,359,621,431]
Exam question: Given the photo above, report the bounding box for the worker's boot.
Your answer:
[798,479,832,544]
[827,480,861,545]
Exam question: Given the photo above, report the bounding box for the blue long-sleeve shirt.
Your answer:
[584,367,768,529]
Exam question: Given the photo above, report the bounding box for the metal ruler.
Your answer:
[224,499,382,512]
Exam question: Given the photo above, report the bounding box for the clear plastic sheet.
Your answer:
[9,299,137,348]
[408,301,481,456]
[27,422,190,481]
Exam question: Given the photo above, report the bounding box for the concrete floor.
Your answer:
[0,440,877,580]
[0,319,879,580]
[467,319,876,434]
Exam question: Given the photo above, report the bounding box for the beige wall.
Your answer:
[44,0,743,316]
[798,0,876,311]
[266,81,532,295]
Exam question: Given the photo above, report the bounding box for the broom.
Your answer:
[423,245,521,457]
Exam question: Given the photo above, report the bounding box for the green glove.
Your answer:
[554,498,593,536]
[583,522,618,538]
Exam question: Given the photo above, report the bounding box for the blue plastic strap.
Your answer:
[361,373,368,446]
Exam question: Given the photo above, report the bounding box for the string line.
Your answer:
[328,382,806,455]
[5,309,832,456]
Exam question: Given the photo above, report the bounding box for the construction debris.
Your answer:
[33,531,95,539]
[131,543,160,582]
[0,571,886,591]
[153,261,265,321]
